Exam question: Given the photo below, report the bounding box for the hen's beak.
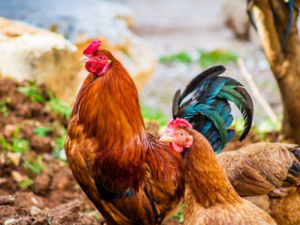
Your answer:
[106,59,111,64]
[159,134,174,143]
[80,55,89,63]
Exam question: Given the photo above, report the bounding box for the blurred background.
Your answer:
[0,0,289,224]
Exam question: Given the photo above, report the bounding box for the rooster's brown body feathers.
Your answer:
[65,51,184,225]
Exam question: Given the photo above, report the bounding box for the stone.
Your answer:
[0,17,81,105]
[3,124,16,138]
[0,0,156,96]
[6,152,21,167]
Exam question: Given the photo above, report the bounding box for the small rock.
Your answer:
[30,206,42,216]
[31,135,52,153]
[0,17,81,105]
[11,171,28,183]
[33,171,51,195]
[0,177,8,184]
[3,124,16,137]
[4,218,16,225]
[0,195,15,205]
[13,192,45,209]
[6,152,21,167]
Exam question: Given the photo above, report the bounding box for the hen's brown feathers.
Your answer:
[182,129,276,225]
[218,143,300,197]
[184,128,241,208]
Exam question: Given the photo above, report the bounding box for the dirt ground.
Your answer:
[0,78,287,225]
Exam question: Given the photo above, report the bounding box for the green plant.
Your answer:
[0,136,30,154]
[160,51,193,64]
[9,126,30,154]
[159,49,238,69]
[34,126,53,138]
[0,137,9,149]
[18,177,34,190]
[46,91,72,120]
[23,155,45,174]
[231,117,248,138]
[140,103,168,126]
[10,139,30,154]
[198,50,238,68]
[0,98,11,117]
[52,128,67,160]
[172,205,184,223]
[18,85,45,103]
[258,115,282,132]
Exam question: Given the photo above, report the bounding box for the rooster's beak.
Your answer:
[159,134,174,143]
[80,55,89,63]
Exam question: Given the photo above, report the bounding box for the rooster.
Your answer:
[160,118,276,225]
[65,40,253,225]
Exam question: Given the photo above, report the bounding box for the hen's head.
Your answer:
[81,40,112,76]
[160,118,194,153]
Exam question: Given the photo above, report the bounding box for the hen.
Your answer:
[65,40,253,225]
[160,118,276,225]
[218,143,300,225]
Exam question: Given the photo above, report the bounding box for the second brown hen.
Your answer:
[218,142,300,224]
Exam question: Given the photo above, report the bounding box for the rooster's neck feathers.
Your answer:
[72,59,148,191]
[185,128,242,208]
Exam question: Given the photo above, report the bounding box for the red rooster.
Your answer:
[65,40,253,225]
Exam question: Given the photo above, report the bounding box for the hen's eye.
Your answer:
[99,56,103,60]
[180,133,184,136]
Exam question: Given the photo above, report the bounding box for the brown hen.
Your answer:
[160,119,276,225]
[218,142,300,224]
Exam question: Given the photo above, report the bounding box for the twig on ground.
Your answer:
[237,58,278,124]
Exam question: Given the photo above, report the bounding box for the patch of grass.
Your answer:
[18,85,45,103]
[140,103,168,127]
[122,49,131,58]
[23,155,45,174]
[52,128,67,160]
[198,50,238,69]
[159,49,238,69]
[18,177,34,190]
[0,127,30,154]
[258,115,282,132]
[34,126,53,138]
[160,51,193,64]
[0,98,11,117]
[46,91,72,120]
[10,139,30,154]
[231,117,248,138]
[0,137,9,149]
[172,205,184,223]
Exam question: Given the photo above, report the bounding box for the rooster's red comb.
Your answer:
[83,40,102,56]
[167,118,192,129]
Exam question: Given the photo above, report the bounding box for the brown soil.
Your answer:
[0,78,284,225]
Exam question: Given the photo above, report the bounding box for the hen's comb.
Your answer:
[83,40,102,56]
[167,118,192,129]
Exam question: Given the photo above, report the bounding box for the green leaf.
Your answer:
[23,155,45,174]
[160,51,193,64]
[18,178,34,190]
[18,85,45,103]
[46,91,72,120]
[34,126,53,138]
